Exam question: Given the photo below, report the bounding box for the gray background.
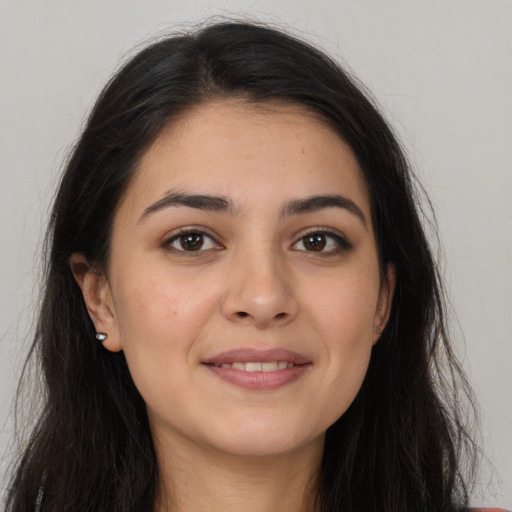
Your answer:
[1,0,510,507]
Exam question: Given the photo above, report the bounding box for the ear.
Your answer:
[69,253,122,352]
[373,263,396,345]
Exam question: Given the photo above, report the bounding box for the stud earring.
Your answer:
[95,332,107,341]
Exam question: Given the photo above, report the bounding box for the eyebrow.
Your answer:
[138,191,367,228]
[138,192,237,222]
[280,194,367,228]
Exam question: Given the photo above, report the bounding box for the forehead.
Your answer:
[119,100,371,219]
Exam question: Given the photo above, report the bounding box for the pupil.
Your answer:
[304,234,326,251]
[181,233,203,251]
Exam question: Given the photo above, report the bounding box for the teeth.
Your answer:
[262,361,278,372]
[214,361,293,372]
[245,362,262,372]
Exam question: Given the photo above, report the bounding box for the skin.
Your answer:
[72,100,395,512]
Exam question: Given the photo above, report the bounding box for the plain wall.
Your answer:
[1,0,510,507]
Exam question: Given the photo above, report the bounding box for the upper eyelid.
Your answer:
[293,226,348,240]
[163,226,222,242]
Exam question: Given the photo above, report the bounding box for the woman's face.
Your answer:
[83,100,394,458]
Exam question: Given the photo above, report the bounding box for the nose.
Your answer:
[221,248,299,329]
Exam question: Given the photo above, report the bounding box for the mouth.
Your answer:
[202,348,311,390]
[207,361,295,372]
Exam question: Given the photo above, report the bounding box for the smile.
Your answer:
[202,348,311,391]
[210,361,294,371]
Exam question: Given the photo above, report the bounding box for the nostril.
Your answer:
[237,311,249,318]
[275,312,287,319]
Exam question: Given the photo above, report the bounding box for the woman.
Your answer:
[4,21,502,512]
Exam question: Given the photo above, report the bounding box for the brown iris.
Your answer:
[303,234,327,251]
[179,233,204,251]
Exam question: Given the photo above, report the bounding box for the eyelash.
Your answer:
[162,227,352,255]
[291,228,352,255]
[163,227,222,255]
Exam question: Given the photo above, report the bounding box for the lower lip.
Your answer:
[203,364,311,391]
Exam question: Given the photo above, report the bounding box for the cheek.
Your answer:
[115,278,176,339]
[115,265,210,331]
[310,267,380,342]
[111,267,223,379]
[111,277,206,405]
[303,269,379,418]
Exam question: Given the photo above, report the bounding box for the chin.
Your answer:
[215,438,316,459]
[206,419,325,459]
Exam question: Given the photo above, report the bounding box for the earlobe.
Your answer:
[69,253,123,352]
[373,263,396,344]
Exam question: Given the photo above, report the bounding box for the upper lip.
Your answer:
[202,348,311,365]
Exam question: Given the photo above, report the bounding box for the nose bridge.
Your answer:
[221,237,298,327]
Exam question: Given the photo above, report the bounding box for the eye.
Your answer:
[165,230,220,252]
[291,230,351,253]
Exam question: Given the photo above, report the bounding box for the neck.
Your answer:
[153,431,324,512]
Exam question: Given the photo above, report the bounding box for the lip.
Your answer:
[202,348,310,365]
[202,348,312,391]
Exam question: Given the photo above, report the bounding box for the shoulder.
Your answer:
[471,508,511,512]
